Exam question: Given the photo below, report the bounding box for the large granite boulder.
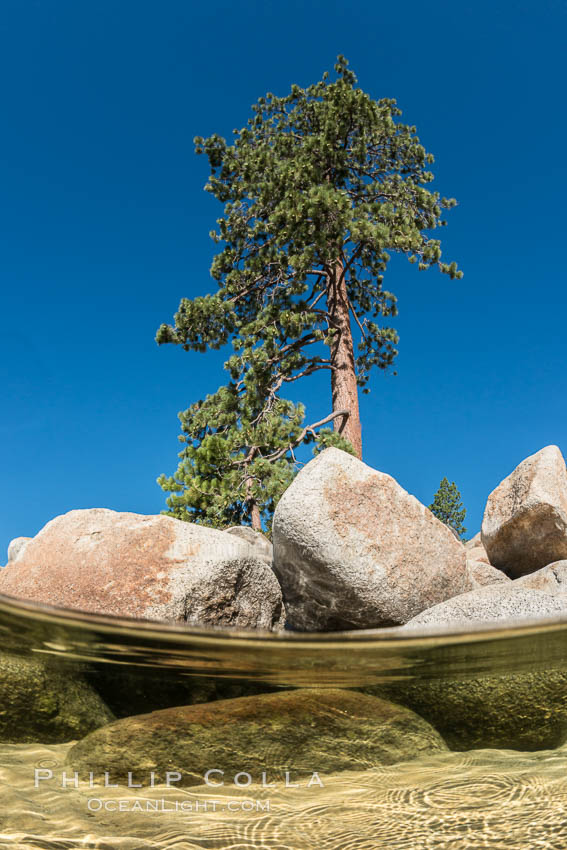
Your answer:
[0,654,114,743]
[272,448,468,630]
[515,561,567,594]
[0,509,285,630]
[465,559,511,590]
[465,532,482,550]
[466,545,491,564]
[403,585,567,630]
[481,446,567,577]
[66,688,447,786]
[6,536,32,564]
[464,533,492,564]
[226,526,273,566]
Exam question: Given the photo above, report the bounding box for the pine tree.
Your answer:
[157,56,462,459]
[158,377,354,531]
[429,478,467,540]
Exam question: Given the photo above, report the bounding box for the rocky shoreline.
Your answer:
[3,443,567,634]
[1,444,567,760]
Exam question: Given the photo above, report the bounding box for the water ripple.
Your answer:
[2,746,567,848]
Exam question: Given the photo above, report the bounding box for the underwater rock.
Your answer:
[226,526,273,566]
[66,688,447,786]
[0,654,114,743]
[403,585,567,629]
[481,445,567,577]
[515,560,567,593]
[369,670,567,751]
[272,448,468,630]
[0,509,285,630]
[385,584,567,749]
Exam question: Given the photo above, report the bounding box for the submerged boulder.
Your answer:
[0,509,285,630]
[0,654,114,743]
[371,670,567,751]
[481,446,567,577]
[66,688,447,786]
[382,583,567,750]
[272,448,468,630]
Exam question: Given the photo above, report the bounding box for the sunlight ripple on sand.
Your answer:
[1,743,567,848]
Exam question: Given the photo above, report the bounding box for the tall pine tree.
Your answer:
[157,56,462,458]
[429,478,467,540]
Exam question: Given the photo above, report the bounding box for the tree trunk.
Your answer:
[250,500,262,531]
[245,469,263,531]
[326,258,363,459]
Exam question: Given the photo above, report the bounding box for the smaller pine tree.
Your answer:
[157,378,354,533]
[429,478,467,540]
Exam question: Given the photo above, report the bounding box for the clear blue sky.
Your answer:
[1,0,566,558]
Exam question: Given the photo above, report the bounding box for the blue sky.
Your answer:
[1,0,566,557]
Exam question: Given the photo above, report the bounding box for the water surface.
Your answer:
[2,594,567,849]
